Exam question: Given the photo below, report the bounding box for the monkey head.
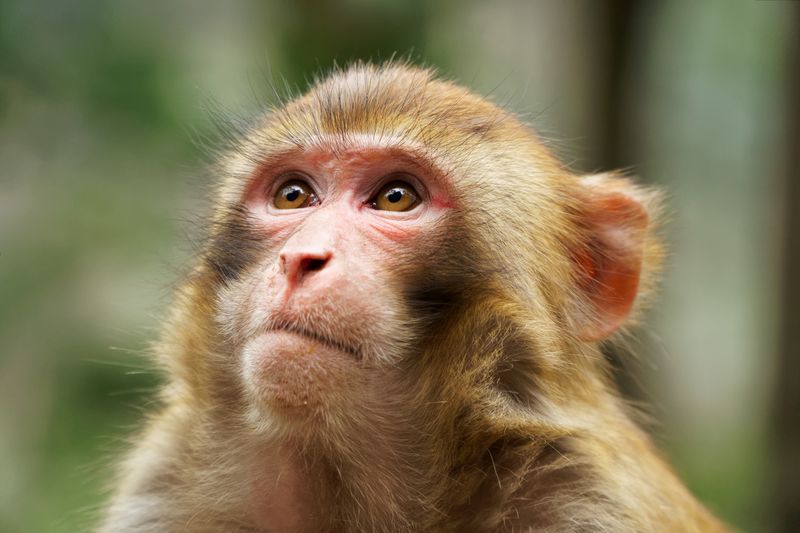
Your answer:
[172,63,661,439]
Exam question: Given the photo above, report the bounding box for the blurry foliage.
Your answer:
[0,1,795,531]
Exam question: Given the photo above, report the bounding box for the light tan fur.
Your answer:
[101,63,727,532]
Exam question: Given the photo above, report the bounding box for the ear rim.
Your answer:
[570,174,658,342]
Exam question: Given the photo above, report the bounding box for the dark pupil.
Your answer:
[387,189,403,203]
[285,187,301,202]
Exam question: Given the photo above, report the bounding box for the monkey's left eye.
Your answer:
[370,180,420,212]
[273,179,319,209]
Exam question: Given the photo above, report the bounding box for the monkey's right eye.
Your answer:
[273,179,319,209]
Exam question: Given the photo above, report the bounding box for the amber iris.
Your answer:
[371,181,420,212]
[273,180,318,209]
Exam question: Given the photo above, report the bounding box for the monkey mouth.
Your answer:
[265,323,362,360]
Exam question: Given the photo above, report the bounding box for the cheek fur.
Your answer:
[205,205,268,284]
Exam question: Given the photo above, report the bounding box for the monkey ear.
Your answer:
[570,173,657,341]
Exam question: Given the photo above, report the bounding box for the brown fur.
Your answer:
[101,63,727,532]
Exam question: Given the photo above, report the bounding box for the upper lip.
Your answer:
[267,322,361,360]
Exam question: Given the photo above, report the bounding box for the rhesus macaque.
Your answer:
[102,63,727,532]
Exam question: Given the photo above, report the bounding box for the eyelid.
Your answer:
[366,172,427,204]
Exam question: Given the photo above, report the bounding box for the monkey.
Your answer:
[101,62,728,532]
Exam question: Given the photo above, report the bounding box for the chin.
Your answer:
[240,330,358,425]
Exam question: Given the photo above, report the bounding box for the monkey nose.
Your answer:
[278,250,332,286]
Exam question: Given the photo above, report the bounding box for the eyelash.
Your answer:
[365,174,425,199]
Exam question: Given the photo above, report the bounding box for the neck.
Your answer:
[244,384,451,531]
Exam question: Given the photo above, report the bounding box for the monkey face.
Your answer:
[213,143,456,424]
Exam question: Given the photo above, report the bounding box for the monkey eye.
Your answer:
[370,180,420,212]
[273,178,319,209]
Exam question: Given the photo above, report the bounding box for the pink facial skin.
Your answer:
[245,147,454,249]
[221,146,456,422]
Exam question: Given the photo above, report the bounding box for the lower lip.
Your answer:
[271,326,359,359]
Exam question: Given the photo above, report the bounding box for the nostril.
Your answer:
[300,257,328,272]
[281,251,332,284]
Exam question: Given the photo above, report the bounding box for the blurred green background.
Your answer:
[1,1,798,531]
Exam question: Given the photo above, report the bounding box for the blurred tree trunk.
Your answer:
[773,9,800,532]
[593,0,645,402]
[595,0,636,171]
